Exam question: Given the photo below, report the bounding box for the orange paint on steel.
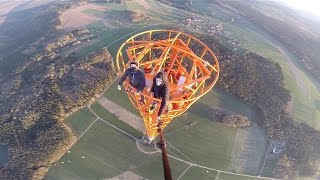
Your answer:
[116,30,220,140]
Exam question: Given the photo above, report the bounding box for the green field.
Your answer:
[103,84,257,172]
[46,96,267,179]
[64,107,97,137]
[102,78,267,174]
[90,102,143,138]
[217,173,271,180]
[103,81,140,115]
[46,82,268,179]
[77,21,166,58]
[260,158,277,178]
[165,112,236,170]
[180,166,218,180]
[46,109,204,180]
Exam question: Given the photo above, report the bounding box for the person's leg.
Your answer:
[165,103,172,114]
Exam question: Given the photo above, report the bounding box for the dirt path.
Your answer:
[97,97,145,133]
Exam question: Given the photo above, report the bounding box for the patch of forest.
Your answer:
[0,47,116,179]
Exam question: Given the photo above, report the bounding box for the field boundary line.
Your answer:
[84,150,122,173]
[90,97,277,179]
[177,164,192,180]
[168,154,275,180]
[215,171,220,180]
[88,106,138,141]
[90,101,276,180]
[166,139,194,163]
[57,117,99,160]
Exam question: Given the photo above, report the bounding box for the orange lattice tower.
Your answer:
[116,30,219,141]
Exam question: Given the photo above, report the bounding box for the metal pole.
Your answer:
[157,122,173,180]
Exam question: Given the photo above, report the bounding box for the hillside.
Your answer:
[213,0,320,83]
[0,47,116,179]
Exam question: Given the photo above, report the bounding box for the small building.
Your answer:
[271,141,285,154]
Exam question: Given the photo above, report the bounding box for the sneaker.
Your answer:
[150,104,155,111]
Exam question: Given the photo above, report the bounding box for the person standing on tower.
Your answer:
[118,60,146,104]
[150,71,169,121]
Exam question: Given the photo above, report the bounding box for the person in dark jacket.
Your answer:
[150,71,169,121]
[118,61,146,103]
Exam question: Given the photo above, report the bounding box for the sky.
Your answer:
[276,0,320,17]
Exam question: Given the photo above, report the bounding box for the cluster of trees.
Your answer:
[196,34,320,178]
[0,47,116,179]
[216,113,250,128]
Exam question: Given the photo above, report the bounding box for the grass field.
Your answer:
[46,97,268,179]
[102,78,267,175]
[180,166,218,180]
[217,173,271,180]
[165,112,236,170]
[46,107,219,180]
[260,158,277,178]
[90,102,143,138]
[103,81,140,115]
[77,21,166,58]
[64,108,97,137]
[104,83,260,171]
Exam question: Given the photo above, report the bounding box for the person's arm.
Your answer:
[158,84,169,116]
[118,68,130,85]
[137,71,146,92]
